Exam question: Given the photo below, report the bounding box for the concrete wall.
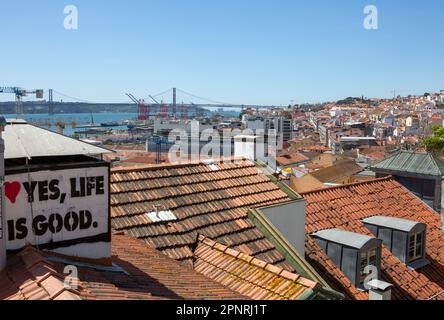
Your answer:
[260,200,307,257]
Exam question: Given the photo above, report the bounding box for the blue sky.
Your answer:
[0,0,443,105]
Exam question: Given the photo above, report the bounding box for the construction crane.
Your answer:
[0,87,44,117]
[153,135,174,164]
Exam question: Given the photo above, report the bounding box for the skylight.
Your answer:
[146,210,177,223]
[202,159,219,171]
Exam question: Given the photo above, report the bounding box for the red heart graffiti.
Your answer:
[5,181,21,204]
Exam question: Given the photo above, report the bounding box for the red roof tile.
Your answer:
[302,177,444,300]
[275,153,310,167]
[0,234,244,300]
[194,235,319,300]
[110,159,295,271]
[310,159,363,183]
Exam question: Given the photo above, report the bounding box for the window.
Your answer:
[362,216,427,267]
[359,248,377,284]
[408,232,424,262]
[312,229,382,288]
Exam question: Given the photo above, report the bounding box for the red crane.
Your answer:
[126,93,150,121]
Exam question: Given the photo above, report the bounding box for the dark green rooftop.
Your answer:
[371,151,444,177]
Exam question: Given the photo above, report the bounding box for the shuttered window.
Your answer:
[408,232,424,262]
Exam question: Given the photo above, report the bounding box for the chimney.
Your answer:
[367,280,393,301]
[0,116,7,271]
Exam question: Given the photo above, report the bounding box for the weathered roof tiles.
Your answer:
[110,159,295,271]
[194,235,319,300]
[0,234,245,300]
[301,177,444,300]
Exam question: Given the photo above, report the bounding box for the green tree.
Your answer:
[423,125,444,154]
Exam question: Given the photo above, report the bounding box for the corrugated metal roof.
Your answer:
[371,151,444,176]
[312,229,375,249]
[3,119,111,159]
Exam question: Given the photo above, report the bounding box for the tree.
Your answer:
[423,125,444,154]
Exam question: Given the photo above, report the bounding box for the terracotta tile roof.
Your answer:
[366,152,386,160]
[0,234,245,300]
[310,159,363,183]
[290,175,324,194]
[121,155,169,165]
[298,146,332,152]
[104,144,147,151]
[194,235,319,300]
[275,153,309,167]
[0,247,82,300]
[110,159,295,271]
[301,177,444,300]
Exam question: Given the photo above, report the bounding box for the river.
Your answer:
[3,113,138,136]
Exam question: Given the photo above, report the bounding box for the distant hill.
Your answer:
[336,97,371,105]
[0,101,208,115]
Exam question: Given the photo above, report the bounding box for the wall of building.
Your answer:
[260,200,307,257]
[4,163,111,260]
[0,136,5,270]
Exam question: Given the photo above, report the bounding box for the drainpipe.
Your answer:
[0,116,6,271]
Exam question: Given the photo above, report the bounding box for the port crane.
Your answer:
[149,95,168,118]
[126,93,150,121]
[0,87,44,117]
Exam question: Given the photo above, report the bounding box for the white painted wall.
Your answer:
[51,242,112,260]
[234,136,257,161]
[5,166,111,258]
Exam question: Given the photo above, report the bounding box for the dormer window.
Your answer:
[312,229,382,289]
[363,216,428,269]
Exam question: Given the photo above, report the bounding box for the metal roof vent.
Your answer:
[312,229,378,250]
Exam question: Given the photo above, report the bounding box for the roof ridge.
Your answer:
[430,153,444,173]
[111,166,259,186]
[300,176,394,196]
[196,235,317,288]
[111,157,249,173]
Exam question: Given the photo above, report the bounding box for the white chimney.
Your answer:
[367,280,393,301]
[234,135,259,161]
[0,117,7,271]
